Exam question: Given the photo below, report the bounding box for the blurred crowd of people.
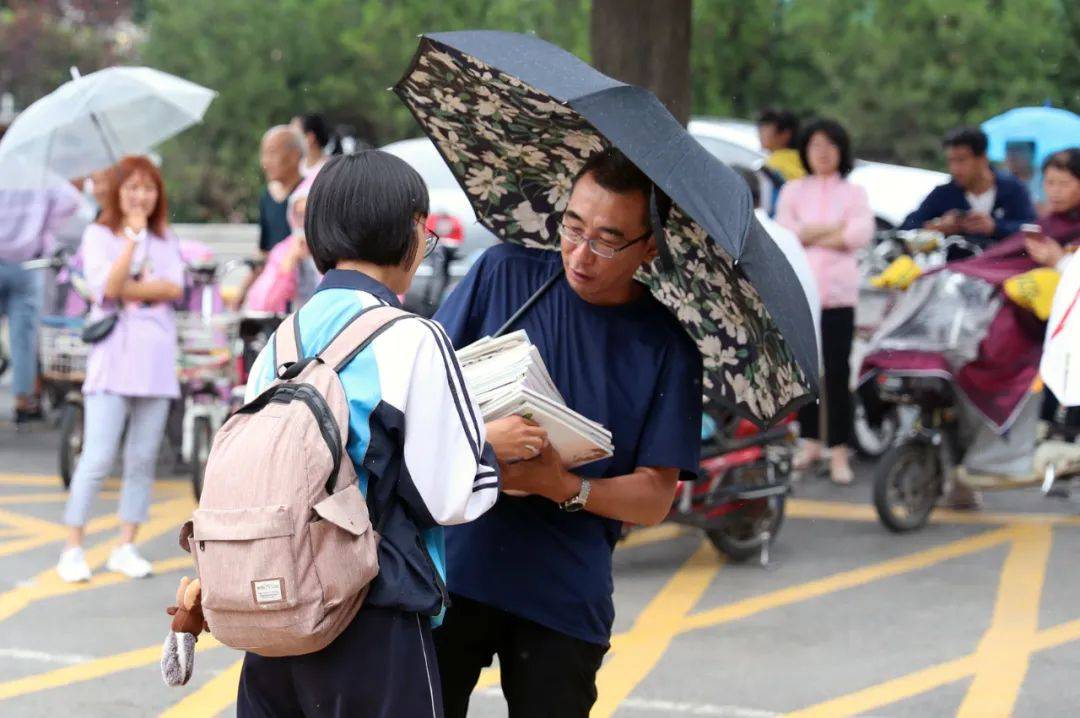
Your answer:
[749,108,1078,492]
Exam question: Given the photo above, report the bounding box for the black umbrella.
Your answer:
[394,30,818,426]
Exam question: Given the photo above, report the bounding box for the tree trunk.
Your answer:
[589,0,692,125]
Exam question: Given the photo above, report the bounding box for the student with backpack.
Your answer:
[192,151,503,717]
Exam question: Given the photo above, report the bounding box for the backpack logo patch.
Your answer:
[252,578,286,604]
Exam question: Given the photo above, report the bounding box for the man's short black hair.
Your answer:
[733,166,761,208]
[572,146,672,228]
[943,127,989,157]
[798,118,855,178]
[305,150,429,273]
[297,113,331,148]
[757,109,800,148]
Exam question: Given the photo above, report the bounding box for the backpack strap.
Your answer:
[273,311,303,376]
[317,305,413,372]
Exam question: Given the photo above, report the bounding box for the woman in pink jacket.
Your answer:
[776,118,874,484]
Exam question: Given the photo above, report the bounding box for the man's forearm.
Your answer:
[578,467,679,526]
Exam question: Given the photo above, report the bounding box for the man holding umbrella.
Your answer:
[396,31,818,716]
[433,147,703,716]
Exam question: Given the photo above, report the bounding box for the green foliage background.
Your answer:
[3,0,1077,221]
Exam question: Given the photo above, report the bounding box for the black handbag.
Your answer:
[81,313,119,344]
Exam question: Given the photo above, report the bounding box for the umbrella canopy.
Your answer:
[0,66,215,189]
[394,31,818,426]
[1041,256,1080,407]
[982,106,1080,167]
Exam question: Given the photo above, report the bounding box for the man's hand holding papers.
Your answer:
[458,331,614,471]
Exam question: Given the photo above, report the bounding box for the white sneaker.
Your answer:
[57,547,92,583]
[106,543,153,579]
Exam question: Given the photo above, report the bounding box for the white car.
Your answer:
[688,117,948,228]
[382,123,947,312]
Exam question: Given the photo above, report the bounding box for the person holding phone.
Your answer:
[1024,149,1080,272]
[901,128,1036,249]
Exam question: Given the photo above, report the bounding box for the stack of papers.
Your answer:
[458,331,614,468]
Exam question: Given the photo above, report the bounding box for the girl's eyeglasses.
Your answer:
[423,228,440,258]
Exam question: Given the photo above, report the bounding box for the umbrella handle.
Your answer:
[493,269,564,338]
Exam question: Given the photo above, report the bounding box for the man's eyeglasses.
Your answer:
[423,227,440,258]
[558,220,651,259]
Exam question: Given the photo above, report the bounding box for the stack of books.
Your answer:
[458,331,614,468]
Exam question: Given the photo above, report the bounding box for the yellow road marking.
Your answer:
[0,498,192,623]
[782,617,1080,717]
[158,658,243,718]
[680,527,1015,632]
[957,524,1053,717]
[592,540,721,717]
[0,528,25,537]
[450,528,1014,701]
[0,636,222,701]
[0,475,64,488]
[788,498,1080,528]
[0,506,67,536]
[782,654,978,717]
[619,524,687,549]
[0,491,120,505]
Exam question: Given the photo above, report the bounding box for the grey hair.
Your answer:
[263,125,305,155]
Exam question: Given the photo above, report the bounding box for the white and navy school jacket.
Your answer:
[246,269,499,619]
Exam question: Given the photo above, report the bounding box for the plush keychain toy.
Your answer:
[161,576,207,687]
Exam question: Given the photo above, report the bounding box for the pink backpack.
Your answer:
[182,305,408,657]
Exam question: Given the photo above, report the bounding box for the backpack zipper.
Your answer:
[268,383,343,488]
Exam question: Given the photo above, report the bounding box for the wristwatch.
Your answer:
[559,478,591,512]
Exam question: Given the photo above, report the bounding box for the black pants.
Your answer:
[799,307,855,447]
[237,605,443,718]
[434,594,609,718]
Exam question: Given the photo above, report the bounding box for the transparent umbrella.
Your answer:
[0,66,215,189]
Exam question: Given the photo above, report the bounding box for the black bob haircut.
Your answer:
[798,118,855,178]
[572,147,672,228]
[304,151,430,274]
[297,113,331,148]
[757,108,800,148]
[1042,147,1080,180]
[943,127,989,157]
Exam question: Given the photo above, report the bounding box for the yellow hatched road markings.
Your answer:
[956,524,1052,717]
[0,497,194,624]
[592,540,721,717]
[0,636,222,701]
[158,658,244,718]
[680,526,1016,632]
[0,490,120,505]
[2,476,1080,716]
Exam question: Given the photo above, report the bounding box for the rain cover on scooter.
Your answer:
[864,271,1001,372]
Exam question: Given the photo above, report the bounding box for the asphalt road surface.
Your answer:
[1,391,1079,717]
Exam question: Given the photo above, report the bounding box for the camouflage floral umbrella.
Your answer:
[394,30,818,426]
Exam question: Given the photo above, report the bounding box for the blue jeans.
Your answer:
[0,261,42,399]
[63,393,171,527]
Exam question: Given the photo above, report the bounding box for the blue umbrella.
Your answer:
[982,106,1080,166]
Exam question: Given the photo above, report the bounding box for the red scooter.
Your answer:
[665,415,797,564]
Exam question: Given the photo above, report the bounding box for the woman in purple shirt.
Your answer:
[57,156,185,584]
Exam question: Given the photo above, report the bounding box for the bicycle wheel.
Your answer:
[705,495,786,563]
[873,441,941,532]
[58,401,84,490]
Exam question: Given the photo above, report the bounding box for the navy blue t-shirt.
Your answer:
[434,243,702,645]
